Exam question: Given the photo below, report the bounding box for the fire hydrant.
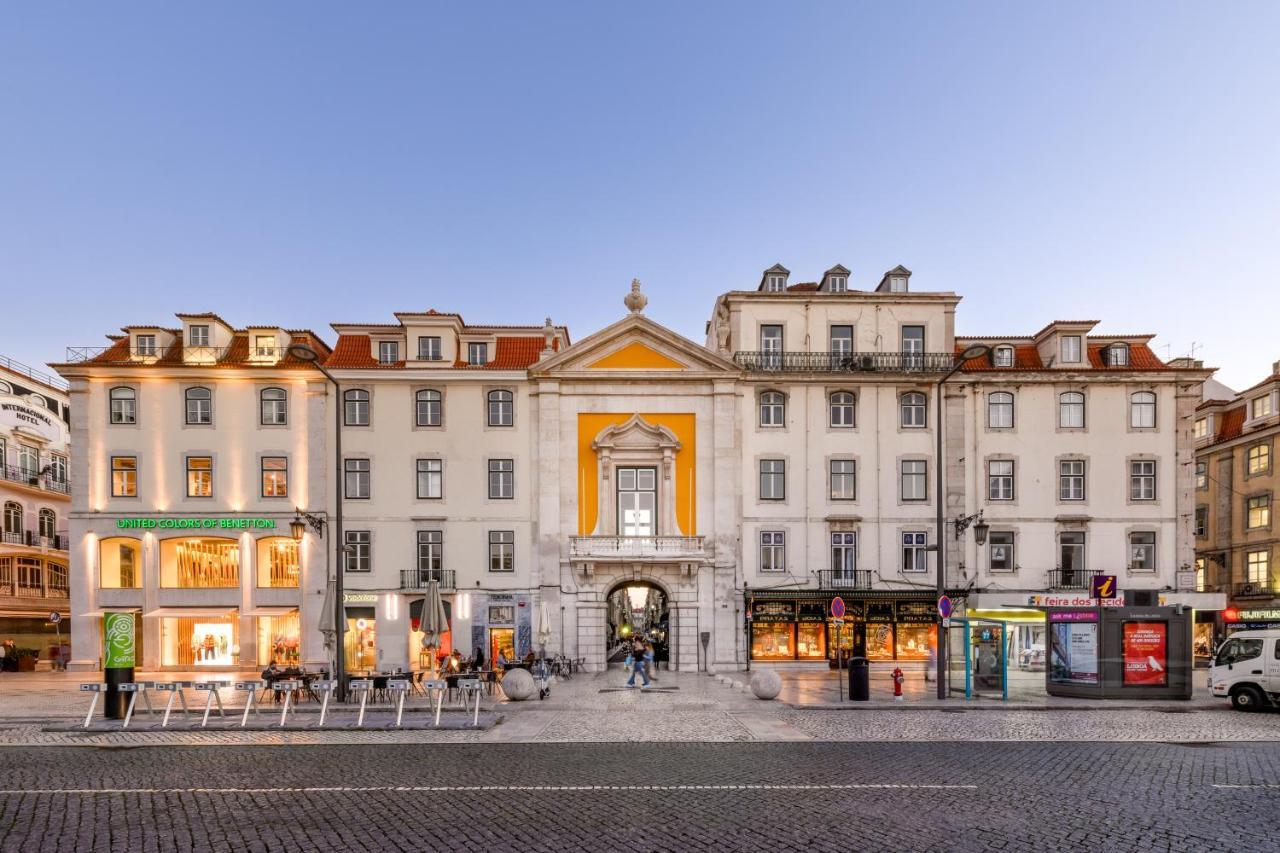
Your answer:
[892,667,905,701]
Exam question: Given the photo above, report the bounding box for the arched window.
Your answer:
[1058,392,1085,429]
[38,508,55,539]
[829,392,856,428]
[17,445,38,477]
[0,380,11,395]
[184,386,212,425]
[416,389,442,427]
[3,502,21,535]
[1130,391,1157,429]
[900,392,927,428]
[993,346,1015,368]
[259,387,287,426]
[487,390,514,427]
[109,386,136,425]
[344,389,370,426]
[759,391,785,427]
[27,394,45,409]
[987,392,1014,429]
[1108,343,1130,367]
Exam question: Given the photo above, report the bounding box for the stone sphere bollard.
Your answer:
[750,670,782,700]
[501,667,536,701]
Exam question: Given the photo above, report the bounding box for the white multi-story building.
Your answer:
[57,267,1224,674]
[0,355,71,665]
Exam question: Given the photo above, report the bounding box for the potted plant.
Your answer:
[15,648,39,672]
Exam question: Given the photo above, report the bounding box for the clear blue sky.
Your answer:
[2,3,1276,389]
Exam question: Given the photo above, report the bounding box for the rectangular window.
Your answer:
[1059,532,1086,576]
[1129,460,1156,501]
[1059,460,1085,501]
[830,460,856,501]
[186,456,212,498]
[759,531,785,573]
[344,458,370,499]
[488,459,514,499]
[417,459,442,499]
[1195,460,1208,490]
[417,530,442,574]
[830,532,856,576]
[1060,335,1081,363]
[1129,532,1156,572]
[1248,444,1271,476]
[254,335,276,357]
[188,325,210,347]
[829,325,853,356]
[468,342,488,366]
[417,336,442,361]
[1253,396,1274,419]
[50,454,67,484]
[1246,550,1270,584]
[378,340,399,364]
[759,459,785,501]
[1194,506,1208,537]
[489,530,514,572]
[901,532,927,573]
[760,325,783,368]
[261,456,288,498]
[901,326,924,369]
[900,460,927,502]
[989,531,1015,572]
[988,460,1014,501]
[1194,418,1208,439]
[344,531,370,573]
[1246,494,1272,529]
[135,334,157,356]
[111,456,137,498]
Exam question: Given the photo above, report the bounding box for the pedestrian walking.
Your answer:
[643,641,658,683]
[0,640,6,673]
[625,640,650,689]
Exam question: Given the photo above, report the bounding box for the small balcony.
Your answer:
[733,350,956,374]
[1,465,70,495]
[0,531,67,550]
[1047,568,1100,591]
[1233,582,1280,599]
[816,569,873,590]
[400,569,457,591]
[569,535,709,562]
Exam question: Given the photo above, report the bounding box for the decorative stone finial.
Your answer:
[541,317,555,357]
[624,278,647,314]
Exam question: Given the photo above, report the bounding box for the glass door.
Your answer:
[617,468,657,536]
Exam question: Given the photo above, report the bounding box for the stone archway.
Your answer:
[604,579,670,666]
[575,566,701,673]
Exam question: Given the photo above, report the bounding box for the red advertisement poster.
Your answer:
[1123,622,1168,686]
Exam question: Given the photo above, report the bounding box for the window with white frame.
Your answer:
[254,335,276,357]
[759,531,785,572]
[260,457,288,498]
[135,334,157,356]
[417,459,442,499]
[1129,460,1156,501]
[487,390,513,427]
[1129,391,1156,429]
[901,532,927,573]
[759,391,785,427]
[830,460,856,500]
[344,389,370,426]
[829,392,855,427]
[1195,460,1208,489]
[49,454,67,484]
[260,387,287,425]
[1248,444,1271,476]
[416,389,442,427]
[1059,460,1085,501]
[760,325,783,368]
[16,445,36,477]
[109,387,136,424]
[1246,494,1271,529]
[1058,392,1085,428]
[2,502,20,535]
[378,340,399,364]
[111,457,137,497]
[828,276,847,293]
[989,531,1015,572]
[901,326,924,369]
[1252,395,1273,419]
[987,392,1014,428]
[1108,343,1129,367]
[417,336,442,361]
[186,456,212,498]
[1059,532,1086,576]
[759,460,785,501]
[1194,417,1208,439]
[900,460,927,502]
[988,460,1014,501]
[188,325,210,347]
[993,346,1014,367]
[829,325,853,356]
[1246,549,1270,584]
[344,531,370,572]
[765,274,785,292]
[1128,531,1156,572]
[1194,506,1208,537]
[830,532,856,577]
[184,387,212,425]
[417,530,442,575]
[489,531,514,572]
[900,392,926,428]
[344,458,370,499]
[1060,335,1081,363]
[488,459,514,499]
[467,342,488,366]
[38,508,56,540]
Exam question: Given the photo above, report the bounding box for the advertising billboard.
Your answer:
[1049,622,1099,684]
[1122,621,1168,686]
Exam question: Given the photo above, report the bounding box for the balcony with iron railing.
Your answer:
[400,569,457,591]
[1046,568,1100,591]
[569,535,709,562]
[0,531,67,550]
[733,350,956,374]
[0,354,69,392]
[63,344,240,365]
[1233,581,1280,598]
[816,569,873,590]
[1,465,70,495]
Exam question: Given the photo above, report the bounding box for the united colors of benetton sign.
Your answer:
[116,518,277,530]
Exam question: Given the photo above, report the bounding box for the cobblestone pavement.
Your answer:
[1,741,1278,851]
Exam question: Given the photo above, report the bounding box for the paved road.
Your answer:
[1,742,1276,852]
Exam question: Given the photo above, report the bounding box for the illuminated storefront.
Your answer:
[158,610,239,667]
[747,593,939,664]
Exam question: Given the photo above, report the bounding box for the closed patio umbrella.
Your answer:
[420,579,449,673]
[537,599,553,657]
[318,579,336,645]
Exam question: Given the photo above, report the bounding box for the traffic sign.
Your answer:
[830,597,846,619]
[48,612,62,624]
[937,596,953,619]
[1091,575,1118,600]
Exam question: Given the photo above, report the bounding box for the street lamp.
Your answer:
[287,342,347,700]
[935,343,991,700]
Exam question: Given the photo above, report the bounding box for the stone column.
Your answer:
[576,597,607,672]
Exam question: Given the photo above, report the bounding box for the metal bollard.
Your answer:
[349,679,374,728]
[155,681,193,727]
[422,679,447,727]
[118,682,154,729]
[457,677,482,727]
[311,680,336,728]
[194,681,227,728]
[233,681,264,728]
[79,684,106,728]
[387,679,410,728]
[272,680,300,728]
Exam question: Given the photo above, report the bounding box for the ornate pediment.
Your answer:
[591,414,681,455]
[531,312,739,378]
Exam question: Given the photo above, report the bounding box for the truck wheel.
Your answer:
[1231,685,1267,712]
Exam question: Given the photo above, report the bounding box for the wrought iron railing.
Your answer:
[1047,568,1100,591]
[400,569,457,590]
[1234,581,1279,598]
[0,354,68,391]
[1,465,70,494]
[63,345,238,364]
[569,536,708,559]
[816,569,873,590]
[734,350,956,373]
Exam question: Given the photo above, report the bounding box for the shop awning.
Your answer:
[242,606,299,617]
[75,608,141,617]
[143,607,237,618]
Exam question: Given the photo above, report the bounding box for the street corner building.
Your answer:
[52,266,1227,676]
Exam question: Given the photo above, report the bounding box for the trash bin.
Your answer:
[847,656,869,701]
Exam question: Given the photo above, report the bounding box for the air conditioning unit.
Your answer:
[859,355,875,371]
[1241,583,1257,596]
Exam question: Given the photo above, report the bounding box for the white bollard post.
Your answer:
[79,684,103,729]
[388,679,409,728]
[349,680,373,729]
[313,680,335,728]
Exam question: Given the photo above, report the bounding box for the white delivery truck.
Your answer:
[1209,629,1280,711]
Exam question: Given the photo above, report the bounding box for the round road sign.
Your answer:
[830,597,846,619]
[937,596,953,619]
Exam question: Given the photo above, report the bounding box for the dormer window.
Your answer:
[1253,395,1274,420]
[765,274,785,293]
[993,346,1014,368]
[378,341,399,365]
[1107,343,1129,367]
[1194,417,1209,439]
[254,335,278,358]
[188,325,210,347]
[1060,335,1081,364]
[468,342,489,366]
[829,276,847,293]
[136,335,157,356]
[418,336,442,361]
[888,276,907,293]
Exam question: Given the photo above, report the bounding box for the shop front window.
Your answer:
[896,625,935,661]
[257,538,300,588]
[161,615,238,667]
[99,537,142,588]
[257,612,301,666]
[796,622,827,660]
[489,627,515,665]
[160,537,240,588]
[345,608,377,673]
[866,623,894,660]
[751,623,795,661]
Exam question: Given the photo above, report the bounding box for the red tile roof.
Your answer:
[786,282,820,292]
[1217,406,1246,442]
[66,332,331,369]
[323,334,558,370]
[1085,343,1167,370]
[956,342,1168,372]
